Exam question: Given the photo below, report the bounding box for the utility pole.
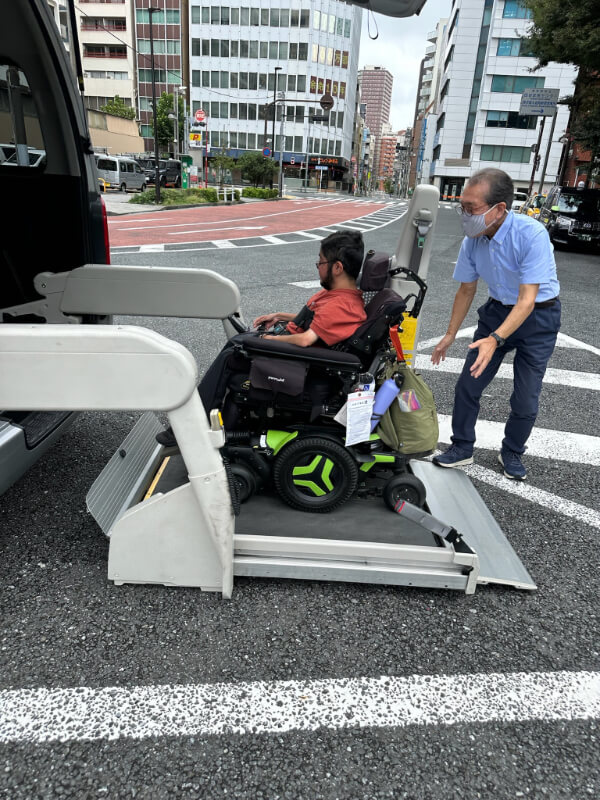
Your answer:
[538,109,557,194]
[271,66,282,174]
[527,115,545,199]
[278,92,285,197]
[148,6,161,204]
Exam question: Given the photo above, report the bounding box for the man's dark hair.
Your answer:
[467,168,514,210]
[320,229,364,279]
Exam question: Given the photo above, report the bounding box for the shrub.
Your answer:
[242,187,279,199]
[129,187,219,205]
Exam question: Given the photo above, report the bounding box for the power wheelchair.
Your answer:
[216,255,433,514]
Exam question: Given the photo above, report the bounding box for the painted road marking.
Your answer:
[418,328,600,358]
[295,231,323,239]
[212,240,236,248]
[416,355,600,392]
[1,670,597,744]
[290,280,321,289]
[261,235,289,245]
[168,226,266,236]
[138,243,165,252]
[437,414,600,466]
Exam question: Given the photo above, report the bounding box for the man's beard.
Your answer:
[320,264,334,290]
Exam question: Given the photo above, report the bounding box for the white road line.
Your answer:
[294,231,323,239]
[416,355,600,391]
[212,240,236,248]
[138,243,164,252]
[290,280,321,289]
[1,670,597,744]
[167,225,266,236]
[418,328,600,357]
[260,235,288,244]
[438,415,600,466]
[456,461,600,530]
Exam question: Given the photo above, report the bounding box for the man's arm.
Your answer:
[468,282,538,378]
[252,311,296,328]
[431,281,478,365]
[262,328,318,347]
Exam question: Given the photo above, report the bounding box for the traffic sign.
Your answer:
[262,147,271,157]
[519,88,560,116]
[320,93,334,111]
[195,109,206,122]
[189,132,202,148]
[315,165,328,171]
[290,157,295,164]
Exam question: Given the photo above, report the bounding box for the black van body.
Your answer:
[0,1,110,495]
[138,157,182,188]
[539,186,600,251]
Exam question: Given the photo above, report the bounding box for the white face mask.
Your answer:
[460,203,500,238]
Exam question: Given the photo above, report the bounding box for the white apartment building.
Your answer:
[75,0,136,113]
[189,0,362,185]
[428,0,577,197]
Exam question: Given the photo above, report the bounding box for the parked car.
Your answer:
[0,0,110,495]
[511,191,528,213]
[95,154,147,192]
[521,193,546,218]
[138,157,182,188]
[538,186,600,251]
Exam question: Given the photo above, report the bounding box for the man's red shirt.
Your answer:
[286,288,366,346]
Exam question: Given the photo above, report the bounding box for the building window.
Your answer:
[138,68,167,82]
[192,70,200,87]
[344,19,351,37]
[502,1,532,19]
[480,144,532,163]
[486,110,537,129]
[436,112,445,131]
[300,10,309,27]
[496,38,534,57]
[491,75,545,92]
[191,6,200,24]
[231,8,239,24]
[297,75,306,92]
[298,43,308,61]
[140,124,152,137]
[433,144,441,161]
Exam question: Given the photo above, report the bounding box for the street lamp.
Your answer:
[168,86,187,161]
[148,6,161,204]
[271,66,282,164]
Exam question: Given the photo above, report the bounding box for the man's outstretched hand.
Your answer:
[431,333,455,365]
[253,312,280,329]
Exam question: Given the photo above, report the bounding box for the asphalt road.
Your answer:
[1,200,599,799]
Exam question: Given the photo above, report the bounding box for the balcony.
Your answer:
[427,30,437,43]
[425,44,436,56]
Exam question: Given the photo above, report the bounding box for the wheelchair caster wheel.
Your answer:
[383,474,426,511]
[230,462,259,503]
[274,436,358,513]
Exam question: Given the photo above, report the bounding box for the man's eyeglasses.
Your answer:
[315,259,330,269]
[455,204,489,218]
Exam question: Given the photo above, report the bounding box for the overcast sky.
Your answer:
[358,0,452,132]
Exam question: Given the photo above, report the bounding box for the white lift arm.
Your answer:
[0,324,235,597]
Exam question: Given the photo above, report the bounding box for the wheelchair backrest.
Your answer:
[334,288,406,359]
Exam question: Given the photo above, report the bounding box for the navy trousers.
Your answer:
[451,298,561,455]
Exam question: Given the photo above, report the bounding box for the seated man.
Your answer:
[156,229,366,447]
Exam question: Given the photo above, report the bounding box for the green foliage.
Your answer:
[129,187,241,205]
[237,151,278,187]
[151,92,185,150]
[100,95,136,120]
[383,179,393,194]
[242,187,279,199]
[522,0,600,177]
[212,149,236,186]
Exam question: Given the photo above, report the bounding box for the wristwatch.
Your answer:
[490,332,506,347]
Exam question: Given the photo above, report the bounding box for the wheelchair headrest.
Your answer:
[357,250,392,292]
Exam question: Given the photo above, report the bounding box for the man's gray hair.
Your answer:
[467,168,514,209]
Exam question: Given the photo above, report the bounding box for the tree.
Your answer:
[523,0,600,182]
[212,149,236,187]
[237,151,278,187]
[100,95,136,121]
[151,92,184,153]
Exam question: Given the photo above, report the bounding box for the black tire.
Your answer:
[175,176,181,188]
[383,474,426,511]
[120,183,127,193]
[140,183,147,193]
[230,462,258,504]
[273,437,358,513]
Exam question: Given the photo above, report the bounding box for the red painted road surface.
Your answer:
[107,198,386,247]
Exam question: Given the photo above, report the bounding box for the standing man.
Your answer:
[431,168,560,480]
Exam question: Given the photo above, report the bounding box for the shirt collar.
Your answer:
[490,209,514,245]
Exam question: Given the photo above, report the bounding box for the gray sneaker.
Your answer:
[432,444,474,468]
[498,449,527,480]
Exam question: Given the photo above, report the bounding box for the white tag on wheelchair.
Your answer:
[344,390,375,446]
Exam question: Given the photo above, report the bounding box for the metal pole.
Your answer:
[182,97,188,155]
[205,116,209,187]
[278,98,285,197]
[173,91,178,161]
[271,67,281,179]
[527,115,545,199]
[538,109,557,194]
[148,7,161,205]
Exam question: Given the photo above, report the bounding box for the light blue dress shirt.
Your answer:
[453,211,560,304]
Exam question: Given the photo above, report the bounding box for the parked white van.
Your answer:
[95,155,147,192]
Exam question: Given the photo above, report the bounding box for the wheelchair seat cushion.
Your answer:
[237,334,362,367]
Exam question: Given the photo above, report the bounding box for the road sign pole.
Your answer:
[527,115,545,199]
[538,108,558,193]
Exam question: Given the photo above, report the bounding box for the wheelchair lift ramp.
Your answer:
[409,460,536,591]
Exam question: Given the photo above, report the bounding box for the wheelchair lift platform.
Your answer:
[87,412,535,596]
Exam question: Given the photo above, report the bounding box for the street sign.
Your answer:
[262,147,271,157]
[320,93,334,111]
[290,157,295,164]
[189,132,202,148]
[195,109,206,122]
[519,88,560,116]
[315,165,328,171]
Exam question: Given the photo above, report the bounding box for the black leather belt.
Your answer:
[490,296,559,310]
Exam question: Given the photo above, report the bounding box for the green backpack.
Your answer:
[375,360,439,455]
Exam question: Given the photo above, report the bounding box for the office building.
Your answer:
[427,0,577,197]
[357,65,393,185]
[189,0,362,187]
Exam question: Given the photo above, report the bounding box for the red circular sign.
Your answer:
[195,109,206,122]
